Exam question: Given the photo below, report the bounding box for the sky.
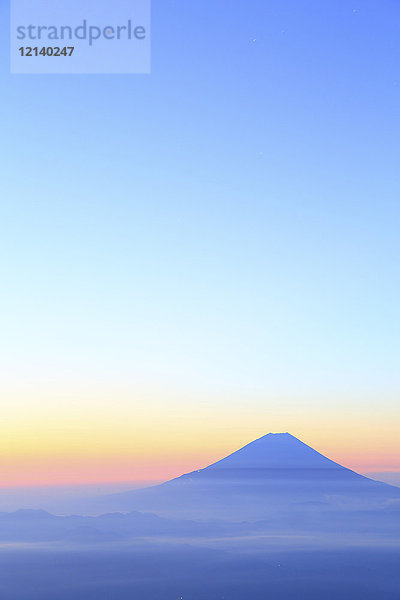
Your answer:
[0,0,399,487]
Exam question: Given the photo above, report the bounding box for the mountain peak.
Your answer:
[100,432,400,520]
[205,432,342,471]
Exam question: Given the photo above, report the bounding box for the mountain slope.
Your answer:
[205,432,342,470]
[100,433,399,520]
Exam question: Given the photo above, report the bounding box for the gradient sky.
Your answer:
[0,0,399,487]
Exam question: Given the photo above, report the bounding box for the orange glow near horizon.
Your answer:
[1,385,399,488]
[1,436,399,488]
[0,453,216,488]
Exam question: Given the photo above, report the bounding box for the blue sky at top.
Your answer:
[0,0,399,411]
